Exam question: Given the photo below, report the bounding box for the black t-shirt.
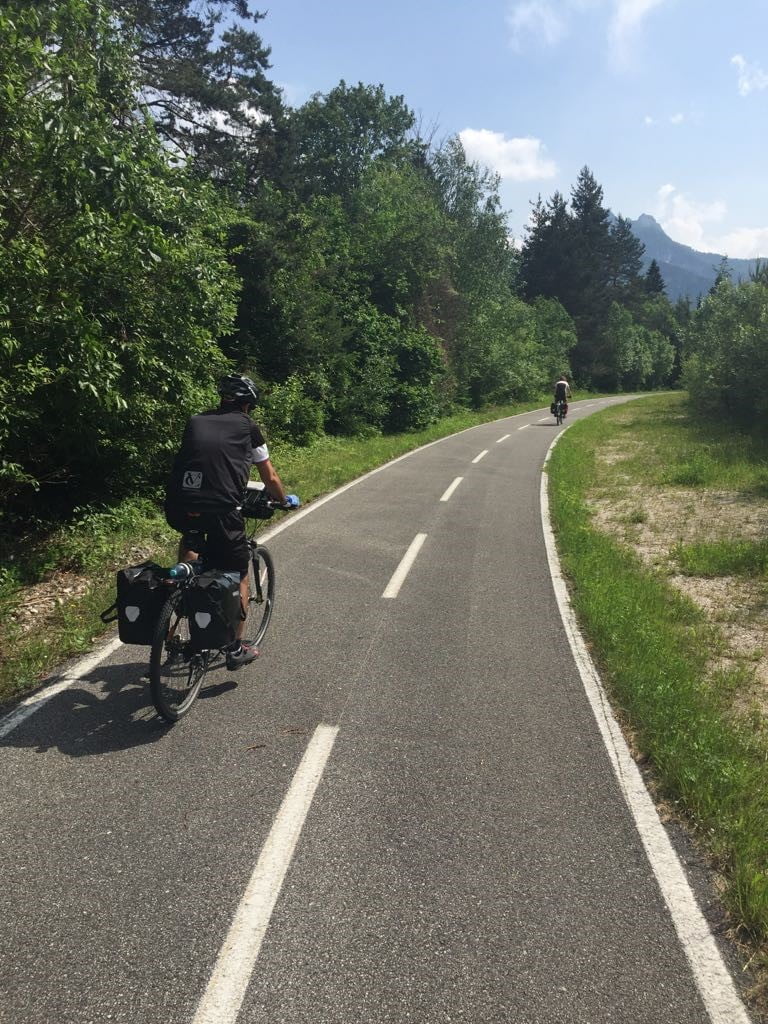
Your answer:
[554,381,569,401]
[166,408,268,510]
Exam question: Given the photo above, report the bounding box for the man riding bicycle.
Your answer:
[164,374,299,670]
[554,374,572,415]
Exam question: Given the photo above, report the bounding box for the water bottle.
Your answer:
[167,560,201,581]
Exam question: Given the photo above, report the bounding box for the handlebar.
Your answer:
[241,484,298,519]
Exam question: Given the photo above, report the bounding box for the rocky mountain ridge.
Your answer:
[629,213,762,301]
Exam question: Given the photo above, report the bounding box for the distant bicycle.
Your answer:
[149,485,281,723]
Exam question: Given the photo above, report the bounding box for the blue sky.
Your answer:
[255,1,768,258]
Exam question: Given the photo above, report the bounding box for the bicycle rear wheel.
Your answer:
[244,544,275,647]
[149,589,209,723]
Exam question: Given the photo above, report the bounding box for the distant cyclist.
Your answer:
[554,374,572,415]
[164,374,300,670]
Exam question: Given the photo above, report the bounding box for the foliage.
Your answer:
[288,80,418,202]
[0,0,237,518]
[520,166,680,390]
[110,0,284,185]
[683,276,768,423]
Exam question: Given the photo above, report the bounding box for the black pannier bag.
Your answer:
[185,570,242,651]
[550,402,557,414]
[102,562,168,645]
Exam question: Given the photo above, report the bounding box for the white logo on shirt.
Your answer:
[182,471,203,490]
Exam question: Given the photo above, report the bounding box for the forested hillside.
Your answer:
[2,0,748,534]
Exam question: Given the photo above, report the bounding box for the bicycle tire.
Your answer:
[149,589,209,723]
[244,544,275,648]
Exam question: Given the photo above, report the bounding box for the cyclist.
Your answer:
[554,374,572,416]
[164,374,300,670]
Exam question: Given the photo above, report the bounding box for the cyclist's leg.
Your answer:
[205,510,256,667]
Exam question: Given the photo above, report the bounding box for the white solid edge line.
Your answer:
[0,404,548,739]
[440,477,463,502]
[540,433,751,1024]
[471,449,488,464]
[496,433,511,443]
[382,533,427,599]
[191,724,339,1024]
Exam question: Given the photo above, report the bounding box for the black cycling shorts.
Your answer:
[164,502,249,577]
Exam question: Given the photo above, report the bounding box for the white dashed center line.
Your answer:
[192,724,339,1024]
[496,434,511,443]
[518,423,530,431]
[472,450,488,464]
[382,533,428,598]
[440,477,463,502]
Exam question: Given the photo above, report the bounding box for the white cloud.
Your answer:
[655,184,726,250]
[717,228,768,260]
[731,54,768,96]
[506,0,670,64]
[506,2,566,50]
[459,128,557,181]
[608,0,667,66]
[655,184,768,258]
[644,112,684,126]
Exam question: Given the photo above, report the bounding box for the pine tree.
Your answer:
[567,167,613,379]
[644,259,666,296]
[608,216,645,292]
[519,191,572,302]
[112,0,284,184]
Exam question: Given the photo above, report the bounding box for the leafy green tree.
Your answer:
[684,277,768,421]
[289,81,418,202]
[351,160,451,317]
[530,297,578,385]
[0,0,237,514]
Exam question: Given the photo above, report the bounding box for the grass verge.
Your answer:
[0,397,551,709]
[547,394,768,951]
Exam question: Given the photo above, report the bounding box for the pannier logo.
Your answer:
[183,471,203,490]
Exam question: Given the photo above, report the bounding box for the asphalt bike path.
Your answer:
[0,400,752,1023]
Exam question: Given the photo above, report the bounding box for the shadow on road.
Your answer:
[0,655,240,758]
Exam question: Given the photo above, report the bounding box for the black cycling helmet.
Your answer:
[217,374,259,406]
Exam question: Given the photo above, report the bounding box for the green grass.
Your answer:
[548,394,768,944]
[0,396,552,709]
[674,538,768,577]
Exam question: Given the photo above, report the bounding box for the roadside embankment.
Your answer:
[548,391,768,1001]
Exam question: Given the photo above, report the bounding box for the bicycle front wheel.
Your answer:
[149,589,209,723]
[244,544,275,648]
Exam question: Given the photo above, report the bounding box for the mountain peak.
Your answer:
[634,213,664,233]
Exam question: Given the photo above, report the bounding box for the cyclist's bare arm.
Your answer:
[255,458,287,504]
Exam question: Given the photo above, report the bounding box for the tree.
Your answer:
[288,81,418,202]
[519,192,572,303]
[111,0,284,184]
[606,215,646,313]
[0,0,237,514]
[684,276,768,421]
[644,259,666,296]
[566,167,614,380]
